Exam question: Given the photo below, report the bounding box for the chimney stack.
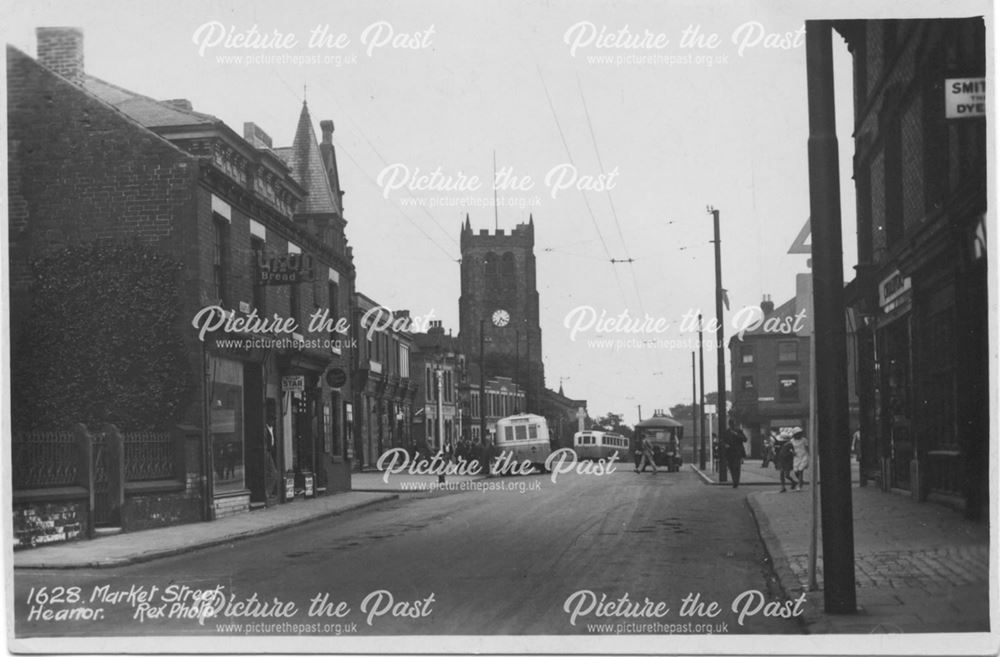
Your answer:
[36,27,84,85]
[320,120,334,145]
[761,294,775,315]
[164,99,194,111]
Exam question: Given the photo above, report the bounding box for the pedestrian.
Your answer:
[776,432,795,492]
[635,435,658,474]
[762,428,778,468]
[722,420,747,488]
[632,442,645,472]
[790,428,809,491]
[711,433,719,472]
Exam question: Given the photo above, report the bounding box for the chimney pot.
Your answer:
[36,27,84,85]
[164,98,193,111]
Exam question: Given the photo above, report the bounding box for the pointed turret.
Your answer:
[288,101,341,216]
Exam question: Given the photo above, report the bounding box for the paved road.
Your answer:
[15,468,804,637]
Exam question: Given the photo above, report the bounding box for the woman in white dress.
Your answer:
[790,429,809,491]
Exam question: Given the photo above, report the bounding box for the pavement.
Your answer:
[690,464,992,634]
[351,471,488,493]
[13,490,399,569]
[12,472,490,570]
[13,464,993,637]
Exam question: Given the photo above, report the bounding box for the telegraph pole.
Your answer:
[479,318,487,452]
[698,313,707,469]
[436,367,445,484]
[514,329,520,413]
[691,352,698,464]
[710,206,728,482]
[806,20,856,614]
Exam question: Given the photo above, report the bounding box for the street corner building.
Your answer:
[833,18,988,518]
[8,27,360,546]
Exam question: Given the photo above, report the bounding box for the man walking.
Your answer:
[723,420,747,488]
[635,435,658,474]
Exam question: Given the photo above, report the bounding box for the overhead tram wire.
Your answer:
[336,141,459,262]
[269,69,460,254]
[576,74,647,317]
[574,74,669,386]
[322,89,461,250]
[535,63,629,303]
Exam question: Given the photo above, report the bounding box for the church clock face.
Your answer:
[492,308,510,327]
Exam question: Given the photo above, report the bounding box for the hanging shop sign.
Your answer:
[879,270,912,312]
[945,77,986,119]
[325,368,348,389]
[282,375,305,393]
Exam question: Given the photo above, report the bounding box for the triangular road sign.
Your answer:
[788,217,811,254]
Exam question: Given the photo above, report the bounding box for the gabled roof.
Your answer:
[83,75,221,127]
[738,295,799,339]
[285,102,341,216]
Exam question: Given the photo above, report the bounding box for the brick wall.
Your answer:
[122,492,201,531]
[35,27,84,85]
[7,46,197,343]
[7,47,195,256]
[213,494,250,518]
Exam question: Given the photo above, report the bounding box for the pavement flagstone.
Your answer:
[700,462,993,634]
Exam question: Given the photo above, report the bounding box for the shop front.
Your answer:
[205,350,269,517]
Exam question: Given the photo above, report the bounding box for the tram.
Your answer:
[573,430,629,461]
[493,413,553,471]
[634,414,684,472]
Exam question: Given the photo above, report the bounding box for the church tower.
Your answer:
[459,215,544,412]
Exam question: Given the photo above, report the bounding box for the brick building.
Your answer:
[351,295,417,469]
[8,27,357,541]
[835,18,988,517]
[729,275,860,458]
[411,321,465,453]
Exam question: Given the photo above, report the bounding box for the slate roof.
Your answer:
[284,102,341,216]
[83,75,221,127]
[739,295,799,338]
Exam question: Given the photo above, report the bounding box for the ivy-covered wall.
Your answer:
[12,241,195,432]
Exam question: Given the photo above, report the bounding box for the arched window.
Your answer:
[484,252,499,278]
[501,252,515,277]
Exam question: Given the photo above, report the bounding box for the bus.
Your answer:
[634,414,684,472]
[493,413,552,471]
[573,430,629,462]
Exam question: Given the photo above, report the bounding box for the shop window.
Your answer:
[778,375,799,401]
[323,403,333,454]
[210,357,245,494]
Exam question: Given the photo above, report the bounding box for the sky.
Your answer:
[2,0,990,424]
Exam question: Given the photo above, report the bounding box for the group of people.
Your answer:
[762,427,810,492]
[718,421,810,492]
